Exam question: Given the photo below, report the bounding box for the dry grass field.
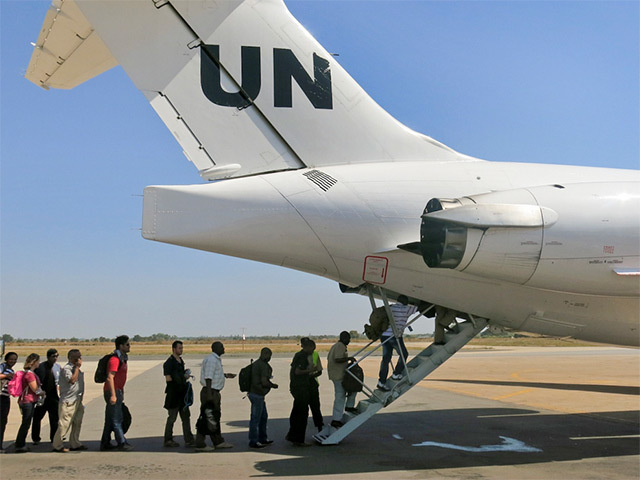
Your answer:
[3,336,597,357]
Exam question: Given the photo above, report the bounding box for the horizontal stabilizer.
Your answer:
[25,0,117,90]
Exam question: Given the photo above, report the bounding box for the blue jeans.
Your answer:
[101,390,126,446]
[248,392,268,445]
[378,335,409,383]
[15,402,36,448]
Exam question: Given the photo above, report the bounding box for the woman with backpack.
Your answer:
[0,352,18,451]
[13,353,44,453]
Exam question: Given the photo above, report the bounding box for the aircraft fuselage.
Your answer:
[143,160,640,346]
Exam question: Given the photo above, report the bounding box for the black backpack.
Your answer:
[238,360,254,392]
[94,353,118,383]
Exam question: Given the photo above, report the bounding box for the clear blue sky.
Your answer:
[1,1,638,339]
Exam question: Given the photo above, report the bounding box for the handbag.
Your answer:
[184,382,194,409]
[35,389,46,407]
[122,403,132,434]
[342,363,364,393]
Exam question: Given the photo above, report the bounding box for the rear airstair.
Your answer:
[313,286,488,445]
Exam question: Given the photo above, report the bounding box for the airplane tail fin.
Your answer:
[29,0,462,179]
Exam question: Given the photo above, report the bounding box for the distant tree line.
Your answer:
[2,332,179,344]
[1,331,361,343]
[2,330,442,344]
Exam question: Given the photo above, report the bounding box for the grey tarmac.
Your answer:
[1,346,638,479]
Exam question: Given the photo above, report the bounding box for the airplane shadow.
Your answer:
[224,407,640,477]
[427,379,640,396]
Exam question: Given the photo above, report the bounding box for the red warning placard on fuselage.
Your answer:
[362,256,388,284]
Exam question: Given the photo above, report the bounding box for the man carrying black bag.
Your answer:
[327,331,357,429]
[195,341,235,451]
[162,340,194,448]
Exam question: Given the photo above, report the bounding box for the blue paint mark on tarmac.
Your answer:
[413,436,542,453]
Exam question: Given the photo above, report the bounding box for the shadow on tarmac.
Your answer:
[4,407,638,477]
[230,407,638,477]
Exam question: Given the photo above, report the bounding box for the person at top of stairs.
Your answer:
[376,296,415,391]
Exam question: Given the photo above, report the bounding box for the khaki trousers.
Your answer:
[52,400,84,450]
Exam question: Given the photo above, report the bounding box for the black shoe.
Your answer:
[117,443,134,451]
[249,442,266,449]
[286,435,307,445]
[260,439,274,445]
[330,420,344,428]
[434,341,445,345]
[345,407,359,414]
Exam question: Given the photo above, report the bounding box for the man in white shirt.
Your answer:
[52,349,86,452]
[377,296,416,391]
[327,331,356,428]
[195,341,235,451]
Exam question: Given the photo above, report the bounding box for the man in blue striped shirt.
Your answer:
[377,296,416,391]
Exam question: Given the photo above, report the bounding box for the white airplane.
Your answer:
[27,0,639,350]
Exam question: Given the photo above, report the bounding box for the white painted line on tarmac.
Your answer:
[570,434,640,440]
[413,436,542,453]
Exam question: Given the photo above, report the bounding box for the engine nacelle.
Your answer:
[419,182,640,296]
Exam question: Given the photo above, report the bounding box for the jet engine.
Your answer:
[413,182,639,295]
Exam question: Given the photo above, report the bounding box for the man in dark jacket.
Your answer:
[285,341,316,446]
[248,347,278,448]
[32,348,60,444]
[163,340,194,447]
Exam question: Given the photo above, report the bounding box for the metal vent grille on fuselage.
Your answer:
[303,169,337,191]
